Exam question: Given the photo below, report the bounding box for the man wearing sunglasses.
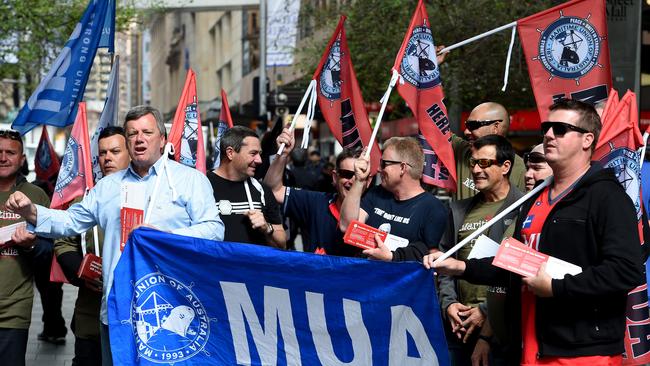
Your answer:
[0,130,53,366]
[426,100,644,364]
[264,126,364,257]
[339,137,447,262]
[452,102,526,200]
[438,135,523,366]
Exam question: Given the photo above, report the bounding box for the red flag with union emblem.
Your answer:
[168,68,206,173]
[518,0,612,121]
[314,15,381,173]
[392,0,456,190]
[34,126,60,195]
[212,89,234,169]
[593,90,650,365]
[51,102,93,209]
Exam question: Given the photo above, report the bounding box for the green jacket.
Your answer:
[0,177,50,329]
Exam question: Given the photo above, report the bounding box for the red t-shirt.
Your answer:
[519,187,622,366]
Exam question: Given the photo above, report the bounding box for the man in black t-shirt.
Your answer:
[340,137,447,262]
[208,126,286,248]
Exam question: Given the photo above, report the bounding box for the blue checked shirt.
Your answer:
[30,157,224,324]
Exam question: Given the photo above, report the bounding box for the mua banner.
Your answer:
[108,228,449,365]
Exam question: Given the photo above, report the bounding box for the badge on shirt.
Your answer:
[120,183,146,252]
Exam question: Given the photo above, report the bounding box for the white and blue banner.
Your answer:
[12,0,111,135]
[108,228,450,365]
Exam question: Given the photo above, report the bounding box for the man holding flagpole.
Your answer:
[426,100,643,364]
[5,105,224,365]
[340,137,447,262]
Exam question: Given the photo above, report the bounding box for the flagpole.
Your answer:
[640,132,649,169]
[364,70,399,159]
[434,176,552,265]
[437,21,517,55]
[277,79,316,155]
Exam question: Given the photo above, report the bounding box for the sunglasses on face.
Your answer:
[337,169,355,180]
[0,130,21,141]
[523,152,546,165]
[380,159,412,169]
[541,121,589,137]
[465,119,502,132]
[468,158,501,169]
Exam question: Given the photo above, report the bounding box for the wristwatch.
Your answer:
[265,223,274,235]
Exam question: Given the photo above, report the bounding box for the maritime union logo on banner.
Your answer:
[55,138,80,196]
[537,15,602,80]
[400,25,440,89]
[600,146,641,221]
[320,36,342,100]
[130,272,210,363]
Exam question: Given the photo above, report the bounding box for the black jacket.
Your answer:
[462,166,644,361]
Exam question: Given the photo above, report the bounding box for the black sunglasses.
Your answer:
[541,121,589,136]
[465,119,502,131]
[380,159,412,169]
[337,169,355,179]
[468,158,501,169]
[524,152,545,165]
[0,130,21,141]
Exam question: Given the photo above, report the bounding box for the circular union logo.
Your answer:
[600,148,641,220]
[131,273,210,363]
[319,39,342,100]
[538,16,601,79]
[55,138,80,193]
[400,26,440,89]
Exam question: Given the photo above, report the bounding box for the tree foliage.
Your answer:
[0,0,138,92]
[298,0,556,122]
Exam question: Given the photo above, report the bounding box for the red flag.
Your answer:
[34,126,60,194]
[51,102,93,209]
[518,0,612,121]
[313,15,381,173]
[392,0,456,190]
[212,89,234,169]
[593,90,650,365]
[168,68,206,173]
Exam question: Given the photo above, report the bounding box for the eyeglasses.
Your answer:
[337,169,355,180]
[524,152,545,165]
[541,121,589,136]
[465,119,502,131]
[380,159,412,169]
[0,130,21,141]
[468,158,500,169]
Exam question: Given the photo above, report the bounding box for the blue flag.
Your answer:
[90,55,119,182]
[99,0,116,53]
[109,228,450,365]
[11,0,111,135]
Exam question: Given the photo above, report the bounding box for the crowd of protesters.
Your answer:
[0,99,645,366]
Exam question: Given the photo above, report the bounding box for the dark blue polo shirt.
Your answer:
[283,187,361,257]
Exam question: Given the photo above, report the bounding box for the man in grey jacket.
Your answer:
[438,134,523,366]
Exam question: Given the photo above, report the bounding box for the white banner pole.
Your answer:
[434,176,552,265]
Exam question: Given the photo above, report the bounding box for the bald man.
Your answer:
[453,102,526,200]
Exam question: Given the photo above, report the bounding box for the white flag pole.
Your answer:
[80,189,89,257]
[639,132,649,169]
[92,226,100,256]
[277,79,317,155]
[434,176,552,265]
[364,70,400,160]
[437,21,517,55]
[144,143,174,224]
